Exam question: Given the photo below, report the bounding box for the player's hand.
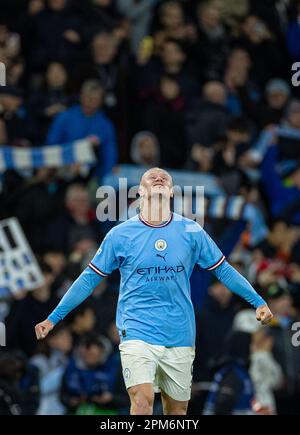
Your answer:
[256,305,273,325]
[35,319,54,340]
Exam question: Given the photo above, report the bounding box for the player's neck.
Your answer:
[140,199,171,226]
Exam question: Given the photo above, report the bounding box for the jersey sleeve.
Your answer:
[195,227,225,271]
[48,267,103,325]
[88,229,119,277]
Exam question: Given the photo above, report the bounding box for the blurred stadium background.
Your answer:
[0,0,300,415]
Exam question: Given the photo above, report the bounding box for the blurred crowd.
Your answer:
[1,0,300,415]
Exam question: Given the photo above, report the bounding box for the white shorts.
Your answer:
[119,339,195,401]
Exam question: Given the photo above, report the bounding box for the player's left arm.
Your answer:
[212,261,273,325]
[196,227,273,325]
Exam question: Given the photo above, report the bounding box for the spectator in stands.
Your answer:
[0,20,24,89]
[185,143,214,173]
[249,0,290,40]
[43,250,67,279]
[60,332,118,414]
[0,86,31,145]
[42,249,71,298]
[22,0,84,72]
[250,328,283,414]
[250,99,300,164]
[6,262,59,357]
[135,38,198,104]
[13,350,41,415]
[0,21,21,63]
[213,117,252,175]
[212,117,252,194]
[263,284,300,414]
[30,323,72,414]
[153,1,195,51]
[64,303,96,346]
[238,78,290,130]
[233,15,284,86]
[224,47,257,117]
[116,0,158,54]
[287,262,300,309]
[74,31,130,132]
[46,79,118,179]
[193,281,240,384]
[0,349,41,415]
[44,183,102,254]
[202,331,254,415]
[130,130,160,167]
[194,1,230,81]
[142,75,187,168]
[0,352,24,415]
[159,38,198,99]
[30,62,71,143]
[5,56,26,88]
[251,221,300,297]
[104,321,130,413]
[78,0,124,44]
[90,278,118,336]
[15,168,66,251]
[185,81,230,148]
[286,1,300,62]
[261,145,300,225]
[28,0,45,16]
[217,0,249,29]
[67,238,99,280]
[253,219,300,261]
[89,32,120,102]
[285,98,300,132]
[233,309,283,415]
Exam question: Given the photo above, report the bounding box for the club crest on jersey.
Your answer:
[155,239,167,251]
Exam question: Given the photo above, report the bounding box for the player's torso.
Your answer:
[116,216,196,299]
[114,215,197,346]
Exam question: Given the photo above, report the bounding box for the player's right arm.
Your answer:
[35,267,104,339]
[35,230,118,340]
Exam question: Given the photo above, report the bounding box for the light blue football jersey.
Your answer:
[88,213,225,347]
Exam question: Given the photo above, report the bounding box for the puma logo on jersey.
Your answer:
[156,253,167,261]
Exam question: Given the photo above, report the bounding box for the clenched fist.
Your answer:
[256,305,273,325]
[35,319,54,340]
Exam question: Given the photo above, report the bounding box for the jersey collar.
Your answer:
[139,212,173,228]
